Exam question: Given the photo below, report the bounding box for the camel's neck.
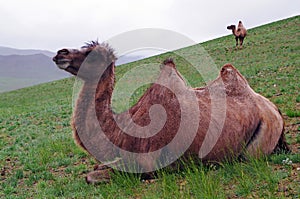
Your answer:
[73,62,122,161]
[76,62,116,133]
[231,28,239,37]
[74,61,192,157]
[95,64,115,106]
[94,63,116,128]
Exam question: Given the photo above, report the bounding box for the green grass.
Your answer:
[0,77,37,93]
[0,16,299,198]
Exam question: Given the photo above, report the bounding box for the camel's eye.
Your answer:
[58,49,69,55]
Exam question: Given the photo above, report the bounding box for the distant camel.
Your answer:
[227,21,247,48]
[53,41,289,183]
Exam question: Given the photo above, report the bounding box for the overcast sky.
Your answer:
[0,0,299,52]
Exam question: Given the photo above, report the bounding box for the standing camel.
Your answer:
[227,21,247,48]
[53,41,289,183]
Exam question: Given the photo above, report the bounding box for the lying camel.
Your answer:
[227,21,247,48]
[53,41,289,183]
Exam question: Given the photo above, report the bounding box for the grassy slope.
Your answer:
[0,16,299,198]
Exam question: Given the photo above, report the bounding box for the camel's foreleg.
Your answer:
[86,167,113,184]
[86,158,122,184]
[235,37,239,47]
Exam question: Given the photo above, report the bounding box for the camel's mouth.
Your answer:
[53,58,72,69]
[53,57,79,76]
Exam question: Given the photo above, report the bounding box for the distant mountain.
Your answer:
[0,45,145,93]
[0,53,69,93]
[0,46,55,57]
[0,54,67,78]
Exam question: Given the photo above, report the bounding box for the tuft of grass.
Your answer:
[296,95,300,103]
[286,110,300,117]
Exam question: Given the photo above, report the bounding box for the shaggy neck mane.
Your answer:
[75,55,182,155]
[231,26,239,37]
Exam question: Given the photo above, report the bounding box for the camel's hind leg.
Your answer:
[243,94,289,157]
[239,37,244,48]
[245,114,288,157]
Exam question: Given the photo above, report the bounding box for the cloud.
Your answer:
[0,0,299,51]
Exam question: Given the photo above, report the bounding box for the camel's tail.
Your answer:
[273,110,291,154]
[273,127,291,154]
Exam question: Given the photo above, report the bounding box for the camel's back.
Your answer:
[190,64,282,161]
[237,21,247,36]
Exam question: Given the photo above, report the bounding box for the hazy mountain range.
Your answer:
[0,46,143,93]
[0,46,55,57]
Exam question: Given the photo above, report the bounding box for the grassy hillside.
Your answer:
[0,16,299,198]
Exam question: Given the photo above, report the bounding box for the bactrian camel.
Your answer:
[227,21,247,48]
[53,41,289,183]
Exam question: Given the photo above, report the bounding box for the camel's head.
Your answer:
[227,25,236,30]
[53,41,117,78]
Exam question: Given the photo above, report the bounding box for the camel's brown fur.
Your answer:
[227,21,247,48]
[53,41,289,183]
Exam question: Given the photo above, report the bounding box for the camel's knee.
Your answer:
[86,168,113,184]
